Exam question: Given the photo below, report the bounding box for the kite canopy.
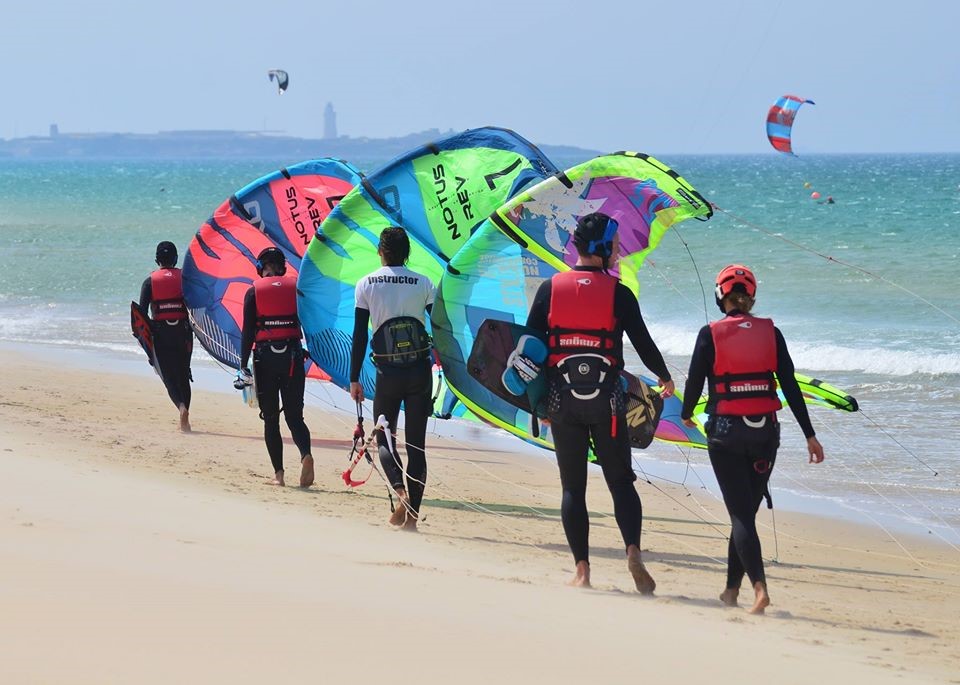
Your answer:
[432,220,557,448]
[433,153,714,450]
[268,69,289,94]
[430,150,858,451]
[766,94,815,155]
[182,159,361,377]
[493,152,713,296]
[296,127,559,397]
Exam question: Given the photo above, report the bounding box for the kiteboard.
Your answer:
[130,301,160,375]
[467,319,663,449]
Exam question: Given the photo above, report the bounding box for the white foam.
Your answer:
[645,322,700,356]
[640,322,960,377]
[789,341,960,376]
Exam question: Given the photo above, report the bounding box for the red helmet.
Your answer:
[715,264,757,302]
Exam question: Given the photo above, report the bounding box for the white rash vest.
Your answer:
[354,265,435,330]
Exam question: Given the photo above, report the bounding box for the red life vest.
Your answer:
[546,270,620,368]
[253,276,301,343]
[709,313,782,415]
[150,268,187,321]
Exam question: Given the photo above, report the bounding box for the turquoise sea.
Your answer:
[1,154,958,545]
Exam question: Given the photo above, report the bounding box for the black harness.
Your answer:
[370,316,432,369]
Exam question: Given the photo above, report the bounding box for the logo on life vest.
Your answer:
[738,321,752,328]
[730,382,770,392]
[559,335,600,348]
[576,278,591,285]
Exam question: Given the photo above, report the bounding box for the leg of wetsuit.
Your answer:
[725,536,745,589]
[399,365,432,515]
[709,446,765,586]
[373,371,405,490]
[551,419,592,563]
[708,422,777,588]
[153,325,188,408]
[254,352,284,474]
[591,413,642,550]
[278,349,311,458]
[177,332,192,410]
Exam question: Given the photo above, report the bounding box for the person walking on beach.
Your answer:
[349,227,435,532]
[680,265,824,614]
[238,247,314,488]
[138,241,194,432]
[526,212,675,592]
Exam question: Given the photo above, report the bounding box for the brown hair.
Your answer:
[723,292,755,313]
[378,226,410,266]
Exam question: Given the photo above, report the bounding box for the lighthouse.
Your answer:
[323,103,337,140]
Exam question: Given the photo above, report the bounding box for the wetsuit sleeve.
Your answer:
[239,287,257,369]
[775,328,816,438]
[525,279,552,333]
[681,325,713,420]
[350,307,370,383]
[616,284,670,382]
[139,277,152,316]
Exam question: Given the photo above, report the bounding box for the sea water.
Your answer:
[1,154,958,545]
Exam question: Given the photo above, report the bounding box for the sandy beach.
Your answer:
[1,345,957,684]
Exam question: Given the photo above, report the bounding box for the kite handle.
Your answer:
[341,413,389,488]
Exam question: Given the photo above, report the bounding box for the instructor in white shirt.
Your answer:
[349,227,435,531]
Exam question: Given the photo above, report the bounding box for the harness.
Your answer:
[150,268,187,322]
[370,316,432,369]
[710,313,782,416]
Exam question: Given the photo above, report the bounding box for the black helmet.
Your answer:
[573,212,619,259]
[155,241,178,266]
[256,247,287,276]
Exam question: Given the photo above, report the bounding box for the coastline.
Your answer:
[7,337,957,545]
[1,342,959,682]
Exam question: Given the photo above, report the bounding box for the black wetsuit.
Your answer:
[139,278,193,410]
[240,288,311,474]
[527,266,671,563]
[680,310,815,589]
[351,307,432,517]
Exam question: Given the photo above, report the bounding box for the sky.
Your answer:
[2,0,958,154]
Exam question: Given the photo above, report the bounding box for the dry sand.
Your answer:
[1,345,958,684]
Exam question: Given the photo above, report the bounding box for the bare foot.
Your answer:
[719,588,740,607]
[401,512,418,533]
[269,470,285,487]
[179,405,191,433]
[299,455,314,488]
[388,489,408,526]
[567,560,591,588]
[748,581,770,614]
[626,546,656,595]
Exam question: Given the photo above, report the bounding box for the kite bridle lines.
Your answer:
[710,202,960,327]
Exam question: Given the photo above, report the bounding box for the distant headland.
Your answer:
[0,124,600,164]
